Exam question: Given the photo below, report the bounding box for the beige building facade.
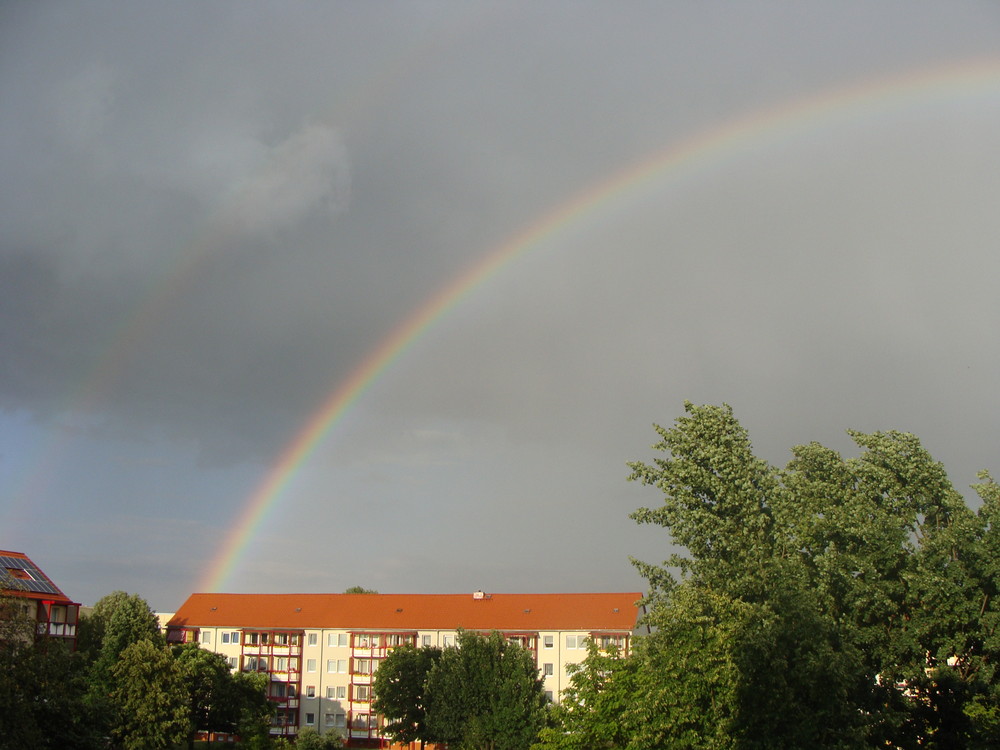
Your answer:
[167,591,644,746]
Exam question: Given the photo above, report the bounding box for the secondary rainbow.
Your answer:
[201,57,1000,593]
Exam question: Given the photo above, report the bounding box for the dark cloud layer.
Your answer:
[2,1,999,609]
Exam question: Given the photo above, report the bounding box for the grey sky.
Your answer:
[2,1,999,610]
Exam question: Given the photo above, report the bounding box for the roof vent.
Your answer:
[396,608,403,613]
[295,608,301,612]
[472,590,485,600]
[613,608,619,613]
[524,608,531,613]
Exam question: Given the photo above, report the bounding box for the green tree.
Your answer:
[0,595,101,749]
[624,403,1000,748]
[294,725,344,748]
[343,586,378,594]
[533,640,638,750]
[233,670,276,750]
[84,590,164,741]
[425,629,547,750]
[172,642,271,748]
[109,638,190,750]
[89,591,162,683]
[372,643,442,748]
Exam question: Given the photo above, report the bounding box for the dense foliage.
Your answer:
[536,402,1000,750]
[426,630,548,750]
[372,642,442,746]
[374,630,547,749]
[1,590,273,749]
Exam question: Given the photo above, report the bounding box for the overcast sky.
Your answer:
[2,1,999,611]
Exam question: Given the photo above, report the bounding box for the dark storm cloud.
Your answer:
[2,1,1000,606]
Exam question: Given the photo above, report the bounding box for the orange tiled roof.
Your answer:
[167,592,643,632]
[0,549,77,605]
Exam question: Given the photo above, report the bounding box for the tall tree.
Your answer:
[623,402,1000,748]
[533,640,638,750]
[89,591,162,682]
[372,643,442,748]
[172,642,271,748]
[0,595,100,749]
[425,630,547,750]
[109,638,191,750]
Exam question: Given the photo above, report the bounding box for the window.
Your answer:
[337,659,348,673]
[337,685,346,699]
[543,635,554,649]
[327,659,337,673]
[442,634,454,647]
[227,656,238,668]
[307,685,316,698]
[307,659,317,672]
[328,633,337,647]
[566,635,588,649]
[305,713,315,726]
[308,633,317,646]
[334,712,346,728]
[222,632,231,644]
[200,630,211,644]
[353,684,370,701]
[352,713,369,730]
[275,657,287,671]
[354,659,371,675]
[545,690,554,702]
[339,633,349,647]
[422,634,432,647]
[325,713,337,726]
[247,632,259,646]
[326,686,335,699]
[231,631,240,643]
[275,633,288,646]
[543,663,554,676]
[597,635,625,651]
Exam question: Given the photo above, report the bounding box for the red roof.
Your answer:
[168,592,644,632]
[0,549,77,605]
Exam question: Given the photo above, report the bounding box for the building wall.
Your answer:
[188,623,632,742]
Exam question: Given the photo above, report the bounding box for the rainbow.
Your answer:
[200,57,1000,593]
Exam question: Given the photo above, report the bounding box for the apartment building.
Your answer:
[0,549,81,649]
[167,590,644,745]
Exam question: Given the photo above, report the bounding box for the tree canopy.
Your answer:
[424,630,548,750]
[539,402,1000,750]
[372,643,442,747]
